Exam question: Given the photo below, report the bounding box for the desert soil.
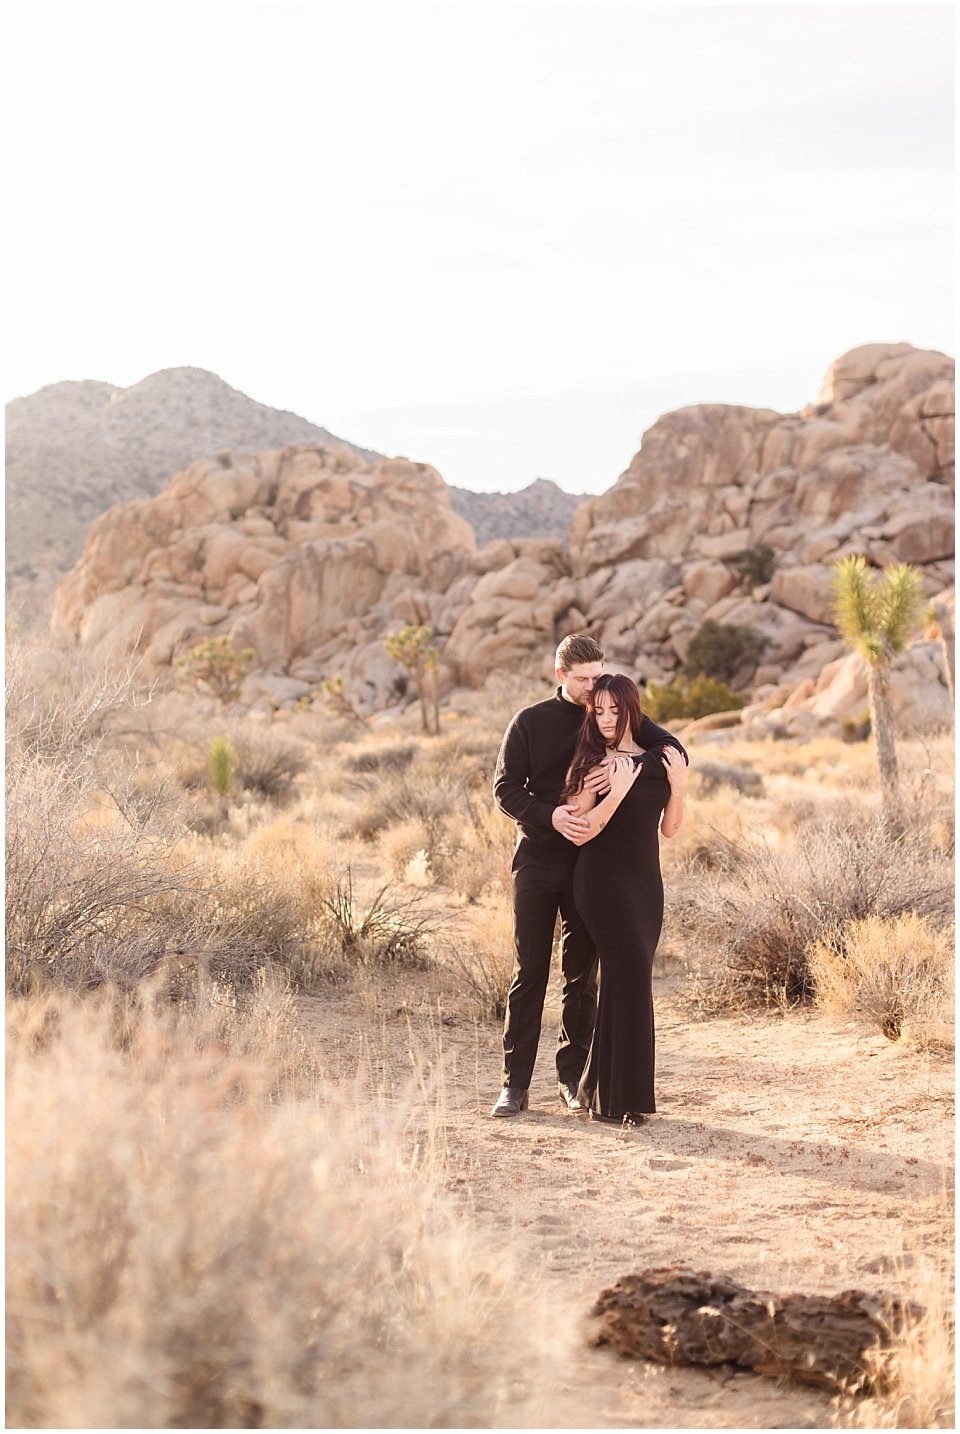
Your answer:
[296,960,954,1431]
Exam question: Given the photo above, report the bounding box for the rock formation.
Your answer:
[52,445,475,711]
[50,342,954,730]
[6,367,378,623]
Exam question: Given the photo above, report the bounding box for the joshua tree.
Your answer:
[384,625,440,735]
[176,636,254,705]
[831,555,924,827]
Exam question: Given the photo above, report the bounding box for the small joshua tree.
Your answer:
[207,735,237,816]
[319,675,370,725]
[384,625,440,735]
[176,636,254,705]
[832,555,924,828]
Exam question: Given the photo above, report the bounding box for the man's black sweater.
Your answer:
[493,688,687,858]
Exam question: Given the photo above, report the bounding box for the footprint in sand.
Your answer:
[648,1157,690,1171]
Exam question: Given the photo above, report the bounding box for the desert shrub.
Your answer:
[230,726,309,799]
[346,742,417,774]
[808,913,954,1048]
[443,894,515,1020]
[679,809,954,1011]
[175,636,254,704]
[694,760,764,798]
[683,619,770,684]
[841,713,872,743]
[6,992,558,1428]
[379,816,434,879]
[6,635,148,766]
[732,543,776,589]
[317,866,442,968]
[6,757,192,995]
[644,672,745,723]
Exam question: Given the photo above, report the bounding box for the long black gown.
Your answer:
[574,750,669,1121]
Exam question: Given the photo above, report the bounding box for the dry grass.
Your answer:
[835,1253,955,1429]
[6,988,561,1429]
[441,892,516,1020]
[677,806,953,1012]
[809,912,955,1049]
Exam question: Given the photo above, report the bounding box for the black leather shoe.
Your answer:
[490,1086,529,1117]
[558,1082,585,1112]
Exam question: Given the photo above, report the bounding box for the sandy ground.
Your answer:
[296,963,954,1430]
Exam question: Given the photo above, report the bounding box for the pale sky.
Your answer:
[5,2,955,494]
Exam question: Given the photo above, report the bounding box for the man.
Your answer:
[490,633,685,1117]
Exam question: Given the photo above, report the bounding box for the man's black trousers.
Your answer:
[500,841,597,1091]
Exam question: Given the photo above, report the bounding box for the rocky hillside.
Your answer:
[6,367,379,622]
[448,478,589,546]
[50,343,955,732]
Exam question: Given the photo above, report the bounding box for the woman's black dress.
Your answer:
[574,751,669,1121]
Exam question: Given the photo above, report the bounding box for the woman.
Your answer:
[564,673,687,1124]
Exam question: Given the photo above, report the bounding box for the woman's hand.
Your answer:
[661,745,687,792]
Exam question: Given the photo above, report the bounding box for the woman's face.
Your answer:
[594,689,620,744]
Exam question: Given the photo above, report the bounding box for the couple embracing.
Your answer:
[491,633,688,1125]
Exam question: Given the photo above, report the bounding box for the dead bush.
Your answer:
[679,809,954,1011]
[808,913,955,1049]
[317,866,443,969]
[6,759,193,995]
[6,991,559,1428]
[693,759,764,798]
[442,894,515,1020]
[230,726,310,799]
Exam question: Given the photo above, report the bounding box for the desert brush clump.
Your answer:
[6,990,560,1429]
[317,865,443,968]
[442,892,515,1020]
[678,807,953,1011]
[644,672,745,723]
[808,912,954,1049]
[683,619,770,686]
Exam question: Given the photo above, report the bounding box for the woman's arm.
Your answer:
[569,757,641,845]
[659,745,687,838]
[564,760,611,816]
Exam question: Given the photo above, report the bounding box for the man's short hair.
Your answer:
[555,633,604,673]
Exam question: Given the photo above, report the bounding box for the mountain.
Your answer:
[447,478,590,546]
[49,343,954,734]
[5,367,380,623]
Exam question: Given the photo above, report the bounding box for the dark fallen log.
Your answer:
[589,1266,927,1394]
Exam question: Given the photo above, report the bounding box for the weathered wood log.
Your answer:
[589,1266,926,1394]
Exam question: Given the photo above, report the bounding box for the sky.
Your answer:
[5,2,955,495]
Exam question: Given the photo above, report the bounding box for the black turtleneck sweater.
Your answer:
[493,688,688,858]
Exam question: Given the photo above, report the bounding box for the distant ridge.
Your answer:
[5,366,380,621]
[448,477,589,547]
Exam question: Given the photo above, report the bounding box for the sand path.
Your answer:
[297,966,953,1429]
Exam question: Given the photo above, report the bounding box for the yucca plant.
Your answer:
[831,555,924,828]
[207,735,237,811]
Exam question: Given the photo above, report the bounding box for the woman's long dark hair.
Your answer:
[563,673,645,798]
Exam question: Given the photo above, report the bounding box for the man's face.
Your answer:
[557,661,603,705]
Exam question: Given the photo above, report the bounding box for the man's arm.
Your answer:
[639,714,689,765]
[492,712,555,830]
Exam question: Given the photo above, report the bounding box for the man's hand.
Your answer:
[551,804,590,842]
[582,759,613,796]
